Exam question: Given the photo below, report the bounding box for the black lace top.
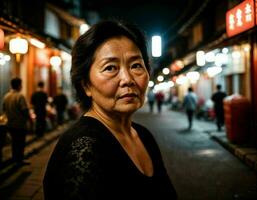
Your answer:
[43,116,177,200]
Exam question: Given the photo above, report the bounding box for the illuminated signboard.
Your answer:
[0,29,4,49]
[226,0,255,37]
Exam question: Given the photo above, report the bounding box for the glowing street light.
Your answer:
[9,37,28,54]
[151,35,162,57]
[9,36,28,76]
[148,81,154,88]
[196,50,205,66]
[29,38,45,49]
[50,56,62,71]
[80,23,90,35]
[157,75,164,82]
[162,67,170,75]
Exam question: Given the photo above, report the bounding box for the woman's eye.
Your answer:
[131,63,143,69]
[103,65,117,72]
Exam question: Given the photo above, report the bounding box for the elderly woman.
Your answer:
[43,20,177,200]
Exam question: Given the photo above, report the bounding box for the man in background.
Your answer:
[53,87,68,125]
[183,87,198,130]
[155,91,164,113]
[3,77,30,165]
[147,88,155,113]
[31,81,48,137]
[211,84,227,131]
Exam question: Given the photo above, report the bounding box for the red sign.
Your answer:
[0,29,4,49]
[226,0,255,37]
[255,1,257,24]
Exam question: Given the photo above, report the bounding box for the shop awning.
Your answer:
[0,15,72,52]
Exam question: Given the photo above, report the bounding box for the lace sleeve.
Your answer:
[61,136,101,199]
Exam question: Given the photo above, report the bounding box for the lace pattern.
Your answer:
[64,136,97,198]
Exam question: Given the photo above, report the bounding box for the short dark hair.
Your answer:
[38,81,44,88]
[216,84,221,90]
[188,87,193,92]
[71,19,150,111]
[11,77,22,90]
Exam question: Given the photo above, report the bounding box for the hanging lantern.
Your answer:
[50,56,61,67]
[0,29,4,49]
[9,37,28,54]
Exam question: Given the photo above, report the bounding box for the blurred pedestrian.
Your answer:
[0,114,8,163]
[53,87,68,125]
[183,87,197,130]
[147,88,155,113]
[43,19,177,200]
[31,81,48,137]
[155,91,164,113]
[2,77,30,165]
[211,84,227,131]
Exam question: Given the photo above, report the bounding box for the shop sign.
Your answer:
[0,29,4,49]
[254,0,257,24]
[226,0,255,37]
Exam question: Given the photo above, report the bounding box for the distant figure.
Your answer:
[211,84,227,131]
[183,87,197,130]
[2,77,30,165]
[53,87,68,125]
[31,81,48,137]
[147,89,155,113]
[0,112,8,163]
[155,91,165,113]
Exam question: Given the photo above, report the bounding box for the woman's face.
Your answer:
[85,36,149,115]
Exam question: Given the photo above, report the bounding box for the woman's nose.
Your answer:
[119,68,135,86]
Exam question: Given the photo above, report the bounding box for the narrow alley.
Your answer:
[0,105,256,200]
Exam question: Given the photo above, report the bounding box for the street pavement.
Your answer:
[133,104,257,200]
[0,104,256,200]
[0,124,70,200]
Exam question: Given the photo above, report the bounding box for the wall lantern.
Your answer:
[50,55,62,71]
[0,29,4,49]
[196,51,205,66]
[9,36,28,76]
[9,37,28,54]
[50,56,61,67]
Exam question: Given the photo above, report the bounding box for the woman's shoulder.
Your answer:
[64,116,105,135]
[47,117,108,167]
[56,116,107,149]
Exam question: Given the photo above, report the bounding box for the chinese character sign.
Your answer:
[226,0,255,37]
[0,29,4,49]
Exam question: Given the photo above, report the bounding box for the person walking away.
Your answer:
[147,88,155,113]
[31,81,48,137]
[43,19,177,200]
[211,84,227,131]
[183,87,197,130]
[53,87,68,125]
[0,113,8,163]
[155,91,164,113]
[2,77,30,165]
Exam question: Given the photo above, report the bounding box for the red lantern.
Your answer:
[0,29,4,49]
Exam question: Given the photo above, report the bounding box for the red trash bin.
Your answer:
[223,94,251,144]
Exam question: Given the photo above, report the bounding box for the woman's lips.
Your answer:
[118,93,138,99]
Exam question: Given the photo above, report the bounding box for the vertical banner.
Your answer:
[0,29,4,49]
[226,0,255,37]
[255,0,257,25]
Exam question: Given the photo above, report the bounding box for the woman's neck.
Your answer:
[85,107,132,135]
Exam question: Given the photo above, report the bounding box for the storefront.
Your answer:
[0,51,12,113]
